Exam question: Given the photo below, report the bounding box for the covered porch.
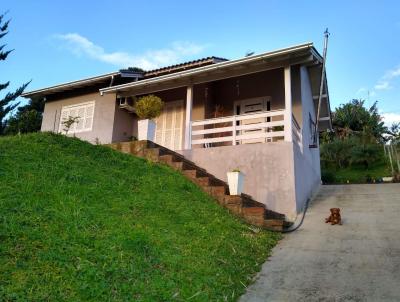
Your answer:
[101,43,330,153]
[112,66,306,151]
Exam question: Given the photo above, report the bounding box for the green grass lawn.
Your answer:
[0,133,280,301]
[322,160,391,184]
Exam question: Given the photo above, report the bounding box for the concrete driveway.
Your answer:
[240,184,400,302]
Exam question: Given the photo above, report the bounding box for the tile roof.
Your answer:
[143,56,228,78]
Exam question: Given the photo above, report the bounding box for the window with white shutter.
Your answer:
[59,101,95,134]
[154,100,183,150]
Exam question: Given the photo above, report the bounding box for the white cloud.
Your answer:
[54,33,206,70]
[373,65,400,91]
[356,87,367,95]
[387,66,400,79]
[382,112,400,125]
[374,81,392,90]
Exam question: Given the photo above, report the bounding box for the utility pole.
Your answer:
[392,144,400,173]
[313,28,330,145]
[388,145,395,175]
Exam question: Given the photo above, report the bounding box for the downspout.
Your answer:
[101,75,115,96]
[109,75,115,87]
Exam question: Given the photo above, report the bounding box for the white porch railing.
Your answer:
[191,109,289,147]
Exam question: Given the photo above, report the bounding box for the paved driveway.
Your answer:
[240,184,400,302]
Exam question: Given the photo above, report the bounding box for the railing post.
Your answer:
[284,66,293,142]
[232,115,237,145]
[184,85,193,150]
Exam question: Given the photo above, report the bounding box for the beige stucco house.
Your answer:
[23,42,332,220]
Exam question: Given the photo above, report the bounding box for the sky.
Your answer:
[2,0,400,124]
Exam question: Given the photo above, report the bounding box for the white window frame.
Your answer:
[59,101,95,134]
[154,100,184,151]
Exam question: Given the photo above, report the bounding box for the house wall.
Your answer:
[179,142,298,220]
[208,68,285,115]
[41,92,116,144]
[112,105,135,143]
[148,86,205,121]
[293,66,321,212]
[291,66,303,126]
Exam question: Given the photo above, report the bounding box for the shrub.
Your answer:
[320,138,354,168]
[135,95,164,119]
[350,143,383,169]
[321,170,336,184]
[365,174,373,183]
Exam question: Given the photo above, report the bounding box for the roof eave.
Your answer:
[100,42,319,95]
[21,72,119,98]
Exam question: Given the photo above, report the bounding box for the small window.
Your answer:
[59,101,95,134]
[309,113,316,141]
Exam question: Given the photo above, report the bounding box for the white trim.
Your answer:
[59,101,95,134]
[312,94,327,100]
[191,109,286,146]
[184,86,193,150]
[61,101,96,110]
[22,72,118,98]
[319,116,330,121]
[284,67,293,142]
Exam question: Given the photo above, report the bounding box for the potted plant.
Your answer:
[135,95,164,141]
[227,168,244,195]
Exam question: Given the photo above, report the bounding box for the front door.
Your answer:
[154,100,184,150]
[235,97,271,144]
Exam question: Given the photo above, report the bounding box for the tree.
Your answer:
[4,109,42,135]
[4,96,44,135]
[332,99,387,142]
[0,12,30,135]
[62,115,79,135]
[320,99,388,171]
[320,137,354,168]
[387,123,400,144]
[350,143,382,169]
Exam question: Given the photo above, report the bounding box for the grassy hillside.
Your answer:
[0,133,280,301]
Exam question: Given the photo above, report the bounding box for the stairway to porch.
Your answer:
[107,141,286,231]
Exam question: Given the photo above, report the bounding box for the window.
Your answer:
[309,113,316,142]
[59,101,95,134]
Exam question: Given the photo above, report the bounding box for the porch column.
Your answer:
[284,66,293,142]
[184,85,193,150]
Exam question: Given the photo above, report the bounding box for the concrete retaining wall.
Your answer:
[180,142,298,220]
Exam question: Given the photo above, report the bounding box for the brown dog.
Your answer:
[325,208,342,225]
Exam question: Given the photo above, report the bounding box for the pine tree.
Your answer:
[0,12,30,135]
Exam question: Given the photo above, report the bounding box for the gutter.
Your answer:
[100,42,320,94]
[21,71,119,98]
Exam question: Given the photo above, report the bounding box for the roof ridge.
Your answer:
[143,56,228,77]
